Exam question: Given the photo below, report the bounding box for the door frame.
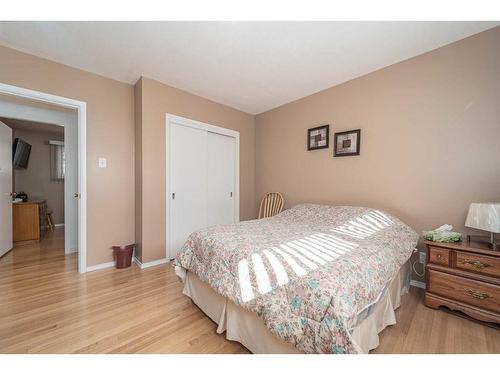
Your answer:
[165,114,240,260]
[0,122,12,257]
[0,82,88,273]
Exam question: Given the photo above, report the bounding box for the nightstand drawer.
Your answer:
[455,251,500,278]
[428,270,500,313]
[428,246,450,266]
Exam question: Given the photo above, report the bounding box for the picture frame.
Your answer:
[307,124,329,151]
[334,129,361,157]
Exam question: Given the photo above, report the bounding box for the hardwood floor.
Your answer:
[1,230,499,354]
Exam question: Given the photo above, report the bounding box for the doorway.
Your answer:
[1,119,68,251]
[0,83,87,273]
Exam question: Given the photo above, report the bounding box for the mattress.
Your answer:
[177,261,410,354]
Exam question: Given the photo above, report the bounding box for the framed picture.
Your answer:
[307,125,329,151]
[334,129,361,157]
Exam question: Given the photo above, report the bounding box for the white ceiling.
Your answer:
[0,22,497,114]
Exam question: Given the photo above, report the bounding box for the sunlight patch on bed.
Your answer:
[292,240,335,261]
[280,244,319,270]
[296,238,340,257]
[238,258,255,302]
[238,234,359,302]
[271,247,307,277]
[263,250,289,286]
[331,210,393,239]
[237,211,393,302]
[309,235,352,253]
[286,242,327,264]
[252,253,272,295]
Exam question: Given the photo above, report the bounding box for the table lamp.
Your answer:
[465,203,500,249]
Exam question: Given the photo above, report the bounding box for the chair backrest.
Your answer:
[258,192,284,219]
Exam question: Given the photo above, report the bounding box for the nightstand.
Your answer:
[424,239,500,324]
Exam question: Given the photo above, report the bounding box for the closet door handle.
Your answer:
[230,192,233,198]
[172,193,175,199]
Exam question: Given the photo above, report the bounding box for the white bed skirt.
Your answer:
[178,262,410,354]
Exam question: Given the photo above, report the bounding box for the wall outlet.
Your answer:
[419,252,426,264]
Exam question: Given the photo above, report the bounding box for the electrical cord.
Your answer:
[411,247,425,277]
[412,260,425,277]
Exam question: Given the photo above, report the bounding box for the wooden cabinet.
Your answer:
[424,240,500,324]
[13,200,47,242]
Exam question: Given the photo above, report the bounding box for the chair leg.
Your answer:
[47,213,54,231]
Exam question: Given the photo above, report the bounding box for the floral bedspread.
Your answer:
[174,204,418,353]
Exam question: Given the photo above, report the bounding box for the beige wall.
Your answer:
[2,27,498,275]
[0,44,254,267]
[255,27,500,280]
[12,128,65,224]
[135,77,255,263]
[0,45,135,267]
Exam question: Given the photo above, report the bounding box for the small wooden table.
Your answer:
[424,239,500,325]
[13,200,47,243]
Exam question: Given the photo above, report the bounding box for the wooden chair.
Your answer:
[258,192,285,219]
[46,210,55,231]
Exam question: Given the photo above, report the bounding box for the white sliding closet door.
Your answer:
[167,115,240,260]
[207,132,235,227]
[169,123,208,258]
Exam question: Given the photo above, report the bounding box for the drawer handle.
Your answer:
[436,254,442,259]
[462,259,491,269]
[465,289,491,300]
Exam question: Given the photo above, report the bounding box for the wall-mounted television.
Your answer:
[12,138,32,169]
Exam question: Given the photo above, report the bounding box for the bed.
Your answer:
[174,204,418,354]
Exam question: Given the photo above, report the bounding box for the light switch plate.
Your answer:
[98,157,107,168]
[419,252,426,264]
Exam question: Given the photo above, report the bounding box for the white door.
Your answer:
[64,118,78,254]
[207,132,235,226]
[169,123,208,259]
[0,121,13,257]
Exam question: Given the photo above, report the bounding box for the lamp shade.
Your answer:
[465,203,500,233]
